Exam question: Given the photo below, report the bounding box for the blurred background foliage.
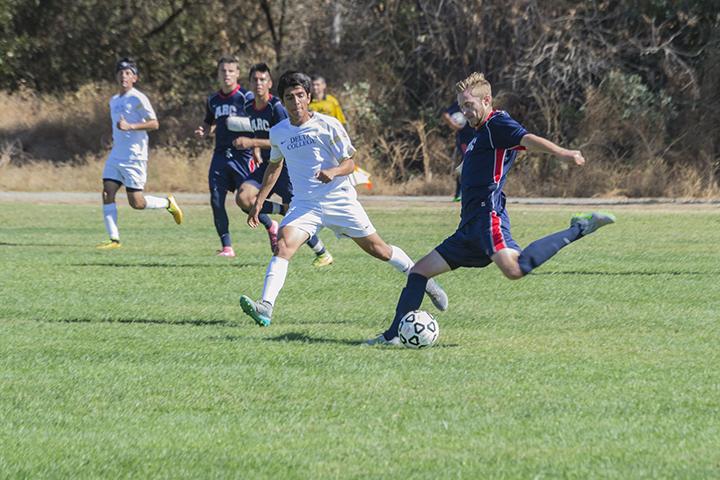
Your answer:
[1,0,719,196]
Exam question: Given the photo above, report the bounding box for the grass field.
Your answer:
[1,201,719,478]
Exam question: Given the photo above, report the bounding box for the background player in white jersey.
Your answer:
[97,58,183,249]
[238,71,448,327]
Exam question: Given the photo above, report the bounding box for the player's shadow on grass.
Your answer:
[0,241,76,247]
[266,332,459,348]
[534,270,718,276]
[71,262,262,268]
[267,332,364,346]
[50,317,230,327]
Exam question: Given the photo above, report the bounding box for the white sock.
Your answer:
[144,195,169,209]
[310,238,325,254]
[103,203,120,240]
[261,256,289,305]
[388,245,414,274]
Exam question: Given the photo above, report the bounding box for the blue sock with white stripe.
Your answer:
[383,273,427,340]
[517,223,583,275]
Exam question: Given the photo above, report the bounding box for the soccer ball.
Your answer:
[450,111,467,128]
[398,310,439,349]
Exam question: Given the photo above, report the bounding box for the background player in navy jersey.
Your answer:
[231,63,334,267]
[367,72,616,345]
[97,57,183,250]
[195,56,272,257]
[441,100,475,202]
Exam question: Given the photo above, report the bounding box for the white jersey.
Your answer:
[108,88,156,161]
[269,112,356,202]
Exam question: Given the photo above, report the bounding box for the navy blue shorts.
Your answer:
[248,161,294,204]
[208,148,254,193]
[435,209,521,270]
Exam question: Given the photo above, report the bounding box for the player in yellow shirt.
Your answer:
[309,76,347,127]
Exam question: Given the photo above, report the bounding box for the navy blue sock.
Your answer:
[518,223,583,275]
[220,233,232,248]
[210,188,231,247]
[383,273,428,340]
[258,213,273,229]
[259,200,282,215]
[306,235,325,255]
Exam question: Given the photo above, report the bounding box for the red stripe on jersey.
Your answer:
[494,148,506,183]
[490,211,507,252]
[218,85,241,99]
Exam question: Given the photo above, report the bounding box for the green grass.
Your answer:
[1,202,719,479]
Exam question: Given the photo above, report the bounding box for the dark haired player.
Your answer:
[97,57,183,249]
[231,63,333,267]
[238,71,448,326]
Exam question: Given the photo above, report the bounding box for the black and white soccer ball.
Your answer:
[398,310,439,349]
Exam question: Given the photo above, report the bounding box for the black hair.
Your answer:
[216,55,239,68]
[311,75,325,83]
[249,63,272,82]
[277,71,312,98]
[115,57,138,75]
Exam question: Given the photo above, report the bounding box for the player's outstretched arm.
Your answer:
[316,157,355,183]
[520,133,585,165]
[248,159,284,228]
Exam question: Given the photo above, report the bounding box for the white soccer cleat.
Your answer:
[425,278,448,311]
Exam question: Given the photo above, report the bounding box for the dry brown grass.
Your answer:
[1,89,717,197]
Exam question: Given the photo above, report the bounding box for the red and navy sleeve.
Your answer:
[487,112,527,150]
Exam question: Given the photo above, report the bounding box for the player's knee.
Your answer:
[502,268,524,281]
[128,197,145,209]
[235,193,253,211]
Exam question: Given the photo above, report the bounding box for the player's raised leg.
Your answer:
[352,233,448,312]
[239,225,309,326]
[98,179,123,249]
[493,211,616,279]
[367,249,452,345]
[236,181,281,254]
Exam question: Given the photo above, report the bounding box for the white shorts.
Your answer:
[281,190,376,239]
[102,157,147,190]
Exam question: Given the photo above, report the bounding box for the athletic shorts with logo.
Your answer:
[435,208,521,269]
[281,185,375,239]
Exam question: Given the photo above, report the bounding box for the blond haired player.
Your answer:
[368,72,615,345]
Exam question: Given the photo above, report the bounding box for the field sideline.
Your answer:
[1,201,719,478]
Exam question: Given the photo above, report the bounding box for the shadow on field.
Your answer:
[71,262,262,268]
[266,332,460,348]
[267,332,364,346]
[535,270,718,276]
[0,241,76,247]
[47,317,230,326]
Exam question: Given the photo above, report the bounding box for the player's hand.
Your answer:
[247,202,261,228]
[233,137,252,149]
[316,169,335,183]
[194,125,205,138]
[117,116,132,131]
[562,150,585,166]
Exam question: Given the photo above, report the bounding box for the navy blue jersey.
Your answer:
[446,101,476,153]
[203,85,254,152]
[244,95,289,162]
[460,110,527,227]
